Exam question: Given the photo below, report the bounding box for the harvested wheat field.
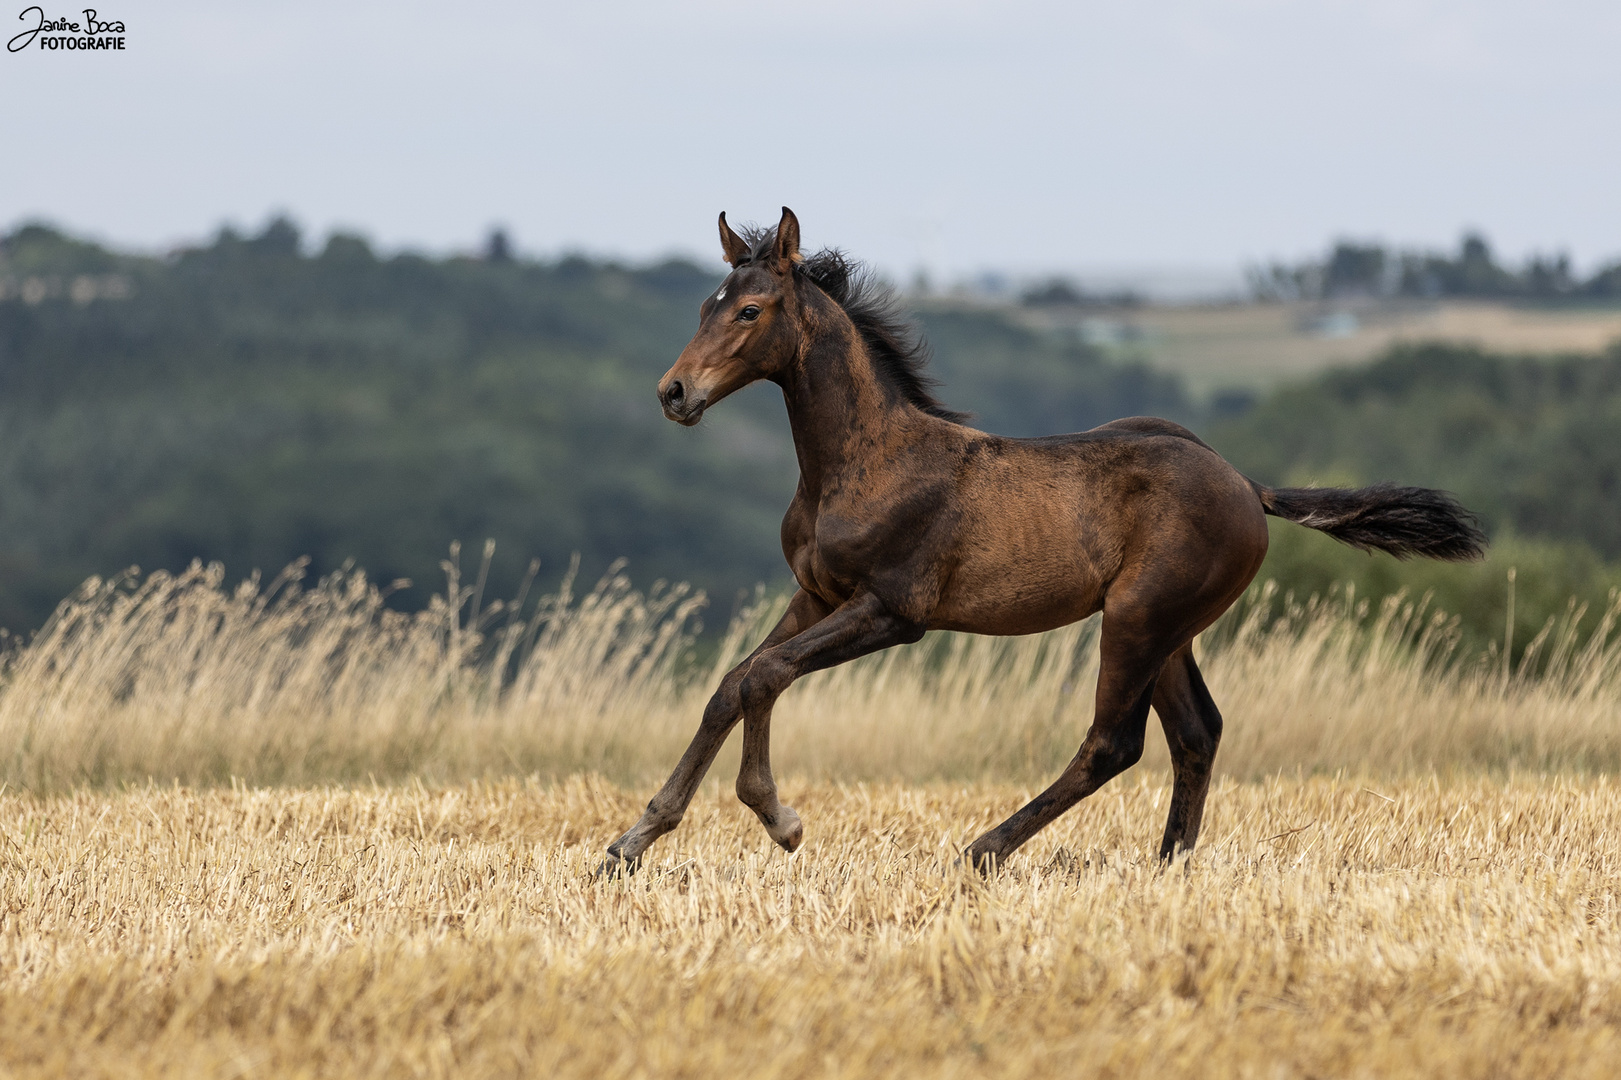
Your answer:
[1,562,1620,1077]
[3,776,1621,1078]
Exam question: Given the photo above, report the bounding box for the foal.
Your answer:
[600,207,1484,874]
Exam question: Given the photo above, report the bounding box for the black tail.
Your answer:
[1251,480,1487,562]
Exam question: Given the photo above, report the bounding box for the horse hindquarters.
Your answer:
[963,484,1263,871]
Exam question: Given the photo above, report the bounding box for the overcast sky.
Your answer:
[4,1,1618,282]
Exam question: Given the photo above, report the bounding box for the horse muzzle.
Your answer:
[659,378,707,426]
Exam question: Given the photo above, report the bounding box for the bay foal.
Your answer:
[601,208,1484,874]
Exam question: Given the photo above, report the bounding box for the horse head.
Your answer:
[658,207,804,425]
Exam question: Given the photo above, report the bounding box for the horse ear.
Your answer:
[718,212,751,268]
[773,206,801,272]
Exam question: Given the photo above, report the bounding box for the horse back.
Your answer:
[927,421,1266,633]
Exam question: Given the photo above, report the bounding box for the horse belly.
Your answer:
[929,547,1105,635]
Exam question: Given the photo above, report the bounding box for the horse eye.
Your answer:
[739,305,761,321]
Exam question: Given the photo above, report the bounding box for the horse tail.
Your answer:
[1248,479,1487,562]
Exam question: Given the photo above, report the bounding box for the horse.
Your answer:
[598,207,1485,875]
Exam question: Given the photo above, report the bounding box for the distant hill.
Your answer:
[0,220,1185,632]
[5,220,1619,652]
[1207,342,1621,660]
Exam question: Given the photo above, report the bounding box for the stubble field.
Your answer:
[6,777,1621,1078]
[1,560,1620,1078]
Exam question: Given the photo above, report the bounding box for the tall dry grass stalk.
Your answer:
[0,555,1617,791]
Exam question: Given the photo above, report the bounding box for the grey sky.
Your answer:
[4,0,1618,280]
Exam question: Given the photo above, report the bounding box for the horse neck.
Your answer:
[775,299,910,495]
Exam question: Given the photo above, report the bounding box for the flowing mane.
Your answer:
[736,226,970,423]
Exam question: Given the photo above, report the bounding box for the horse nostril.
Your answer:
[667,380,685,405]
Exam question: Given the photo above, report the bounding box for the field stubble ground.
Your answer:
[4,777,1621,1078]
[1,557,1620,1077]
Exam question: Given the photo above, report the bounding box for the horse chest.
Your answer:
[786,498,934,609]
[783,511,855,604]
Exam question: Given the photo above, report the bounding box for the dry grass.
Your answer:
[3,562,1621,1077]
[4,775,1621,1078]
[0,560,1617,791]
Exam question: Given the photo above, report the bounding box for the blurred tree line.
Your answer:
[2,218,1618,657]
[1250,231,1621,302]
[1208,342,1621,657]
[0,218,1183,634]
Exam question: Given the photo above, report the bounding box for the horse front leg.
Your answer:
[596,589,831,876]
[733,592,925,852]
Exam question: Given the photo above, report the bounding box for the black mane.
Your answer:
[737,227,970,424]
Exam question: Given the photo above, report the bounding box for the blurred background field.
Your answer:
[1015,296,1621,395]
[3,219,1621,666]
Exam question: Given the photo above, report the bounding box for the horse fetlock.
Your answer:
[735,770,777,810]
[640,801,683,834]
[1156,838,1199,872]
[605,819,664,866]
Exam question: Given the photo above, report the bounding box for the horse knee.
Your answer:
[1086,726,1144,776]
[739,654,792,716]
[701,680,743,731]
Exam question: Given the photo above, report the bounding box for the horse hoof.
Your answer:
[771,807,804,853]
[959,848,1001,876]
[594,852,640,879]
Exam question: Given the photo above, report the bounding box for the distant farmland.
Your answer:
[1011,298,1621,395]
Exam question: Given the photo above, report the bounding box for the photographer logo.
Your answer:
[8,6,125,52]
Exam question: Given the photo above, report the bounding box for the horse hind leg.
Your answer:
[1153,643,1223,862]
[963,611,1169,871]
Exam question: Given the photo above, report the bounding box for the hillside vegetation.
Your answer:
[1213,342,1621,557]
[0,220,1183,633]
[3,220,1620,654]
[1211,342,1621,655]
